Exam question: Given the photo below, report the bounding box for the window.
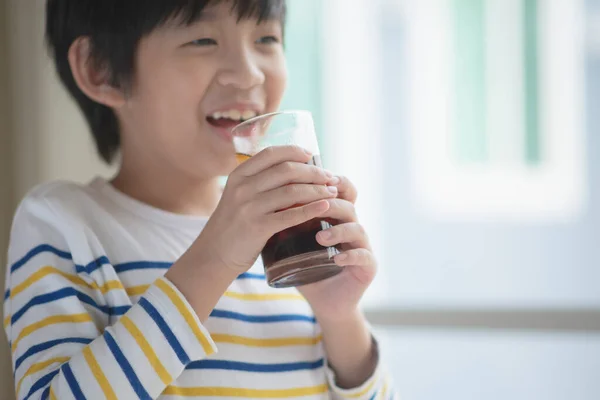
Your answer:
[283,0,600,398]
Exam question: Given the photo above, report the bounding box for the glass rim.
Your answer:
[231,109,313,135]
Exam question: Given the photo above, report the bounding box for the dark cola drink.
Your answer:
[237,153,344,288]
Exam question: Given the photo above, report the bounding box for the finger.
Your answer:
[330,175,358,203]
[234,145,312,178]
[333,248,377,285]
[248,161,335,193]
[267,200,330,233]
[316,222,370,249]
[334,248,377,270]
[256,184,338,214]
[320,198,359,223]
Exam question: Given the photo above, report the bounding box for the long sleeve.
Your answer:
[4,194,217,399]
[325,340,398,400]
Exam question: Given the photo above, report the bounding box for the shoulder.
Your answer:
[13,179,102,227]
[8,179,112,263]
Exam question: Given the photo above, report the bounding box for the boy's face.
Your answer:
[116,1,286,178]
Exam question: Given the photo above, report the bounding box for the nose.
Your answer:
[217,47,265,90]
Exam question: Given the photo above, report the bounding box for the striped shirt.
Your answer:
[3,178,395,399]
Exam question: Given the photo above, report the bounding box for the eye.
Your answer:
[189,38,217,47]
[256,36,280,45]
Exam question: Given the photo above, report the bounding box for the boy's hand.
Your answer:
[297,175,377,322]
[196,145,339,273]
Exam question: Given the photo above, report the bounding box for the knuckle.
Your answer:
[348,203,358,218]
[314,166,328,178]
[291,144,305,155]
[283,184,299,197]
[280,209,301,226]
[328,198,339,210]
[316,185,329,196]
[282,161,297,175]
[341,224,352,236]
[263,146,276,157]
[357,223,367,236]
[301,205,313,220]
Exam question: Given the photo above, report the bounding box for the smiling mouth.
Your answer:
[206,109,259,129]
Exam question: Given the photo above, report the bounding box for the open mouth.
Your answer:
[206,109,259,130]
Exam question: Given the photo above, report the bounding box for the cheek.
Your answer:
[134,62,212,135]
[266,59,288,111]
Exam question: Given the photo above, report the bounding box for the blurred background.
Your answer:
[1,0,599,399]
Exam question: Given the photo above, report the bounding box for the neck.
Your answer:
[112,154,222,218]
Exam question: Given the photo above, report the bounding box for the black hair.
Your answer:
[45,0,287,164]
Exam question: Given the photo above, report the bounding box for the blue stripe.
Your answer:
[76,255,111,275]
[11,287,129,325]
[23,369,59,400]
[10,244,263,280]
[114,261,172,273]
[41,386,50,400]
[4,289,10,300]
[62,363,86,399]
[210,309,316,324]
[368,393,377,400]
[15,337,92,372]
[10,244,111,275]
[237,272,265,280]
[104,330,151,400]
[186,358,324,373]
[138,297,190,365]
[11,245,72,273]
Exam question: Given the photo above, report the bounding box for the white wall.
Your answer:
[0,0,15,395]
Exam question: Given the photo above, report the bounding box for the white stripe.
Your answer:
[109,317,165,395]
[208,342,324,365]
[122,300,183,374]
[175,368,327,391]
[87,334,138,400]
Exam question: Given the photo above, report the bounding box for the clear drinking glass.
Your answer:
[232,111,343,288]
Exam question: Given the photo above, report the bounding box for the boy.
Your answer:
[3,0,395,398]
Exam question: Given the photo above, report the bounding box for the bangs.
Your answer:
[158,0,287,27]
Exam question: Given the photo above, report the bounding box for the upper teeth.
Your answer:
[211,110,257,121]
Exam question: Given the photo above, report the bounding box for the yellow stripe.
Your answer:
[15,357,69,396]
[346,376,377,399]
[126,285,149,296]
[223,291,305,301]
[11,266,89,298]
[83,346,118,400]
[3,316,10,329]
[10,266,124,298]
[12,313,92,352]
[378,378,389,400]
[163,384,328,398]
[155,278,215,355]
[120,315,173,385]
[49,387,57,400]
[211,334,322,347]
[97,280,125,294]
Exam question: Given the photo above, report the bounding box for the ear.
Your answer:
[68,37,126,108]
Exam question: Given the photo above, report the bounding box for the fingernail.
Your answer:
[329,176,340,185]
[319,230,332,240]
[304,148,313,155]
[327,186,338,194]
